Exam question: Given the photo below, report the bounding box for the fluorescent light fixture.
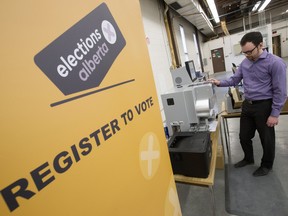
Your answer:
[207,0,220,23]
[258,0,271,12]
[252,1,261,12]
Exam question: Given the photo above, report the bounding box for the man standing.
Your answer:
[209,31,287,176]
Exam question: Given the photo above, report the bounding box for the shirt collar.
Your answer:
[259,49,268,59]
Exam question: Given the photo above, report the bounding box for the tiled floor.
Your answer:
[176,57,288,216]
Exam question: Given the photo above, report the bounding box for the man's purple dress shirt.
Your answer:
[219,50,287,117]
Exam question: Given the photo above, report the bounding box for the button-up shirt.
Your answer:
[219,50,287,117]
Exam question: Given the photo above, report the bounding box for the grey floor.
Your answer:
[176,57,288,216]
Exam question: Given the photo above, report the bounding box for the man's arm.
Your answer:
[270,59,287,117]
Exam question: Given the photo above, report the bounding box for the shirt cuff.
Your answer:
[271,109,280,117]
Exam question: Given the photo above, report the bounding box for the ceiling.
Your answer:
[164,0,288,39]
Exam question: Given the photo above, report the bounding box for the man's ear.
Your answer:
[258,42,264,48]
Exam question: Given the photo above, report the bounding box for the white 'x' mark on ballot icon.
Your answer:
[140,135,160,177]
[101,20,117,44]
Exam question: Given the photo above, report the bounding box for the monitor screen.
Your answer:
[185,60,197,82]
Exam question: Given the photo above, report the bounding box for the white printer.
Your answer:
[161,65,217,136]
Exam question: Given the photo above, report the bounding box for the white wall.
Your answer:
[139,0,201,123]
[202,24,274,74]
[272,20,288,57]
[170,13,200,70]
[139,0,173,121]
[202,32,246,74]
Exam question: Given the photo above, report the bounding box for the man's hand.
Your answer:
[208,78,220,86]
[267,116,278,127]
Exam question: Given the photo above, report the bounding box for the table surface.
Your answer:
[221,100,288,118]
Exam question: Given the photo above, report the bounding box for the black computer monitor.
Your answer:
[185,60,197,82]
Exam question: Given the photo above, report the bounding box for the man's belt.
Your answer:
[245,98,272,104]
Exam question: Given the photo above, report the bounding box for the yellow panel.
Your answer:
[0,0,181,215]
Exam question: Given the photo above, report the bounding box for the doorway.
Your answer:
[211,48,226,73]
[272,35,281,57]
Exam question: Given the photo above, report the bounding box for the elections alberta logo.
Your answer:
[34,3,126,100]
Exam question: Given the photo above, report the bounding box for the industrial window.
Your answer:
[179,25,189,62]
[193,33,201,71]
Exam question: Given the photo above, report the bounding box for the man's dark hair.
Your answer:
[240,31,263,46]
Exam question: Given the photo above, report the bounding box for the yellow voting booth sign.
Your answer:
[0,0,181,215]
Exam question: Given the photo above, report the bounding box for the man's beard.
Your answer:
[247,56,256,61]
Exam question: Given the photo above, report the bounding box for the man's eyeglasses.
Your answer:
[242,46,257,55]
